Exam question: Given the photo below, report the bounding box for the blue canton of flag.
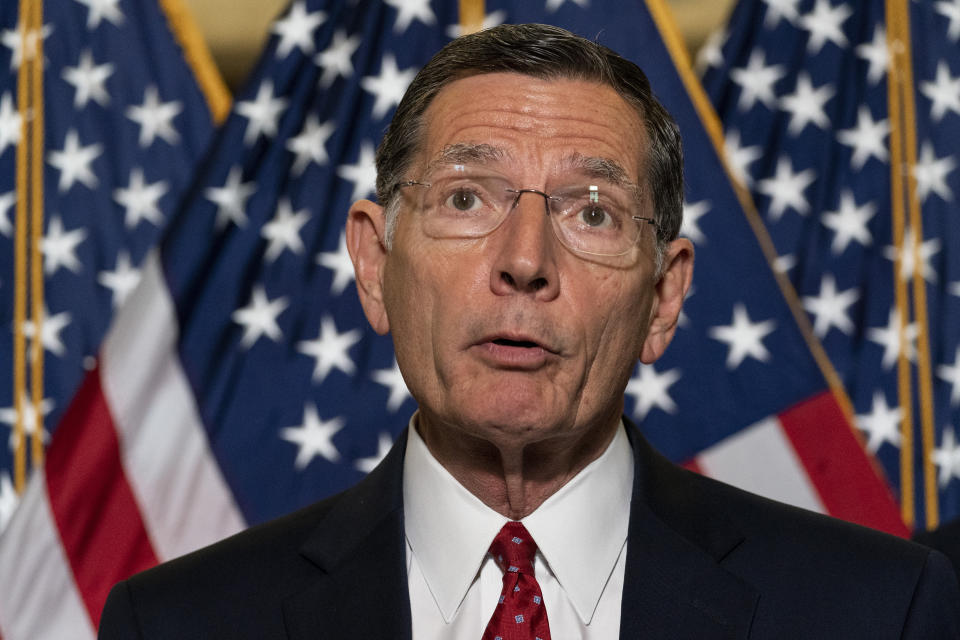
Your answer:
[700,0,960,531]
[0,0,221,532]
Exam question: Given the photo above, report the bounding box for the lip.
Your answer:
[471,332,558,369]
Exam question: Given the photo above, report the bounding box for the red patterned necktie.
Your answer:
[482,521,552,640]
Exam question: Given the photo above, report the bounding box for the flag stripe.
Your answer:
[0,476,94,640]
[101,253,246,561]
[696,416,827,514]
[44,366,159,629]
[779,391,910,537]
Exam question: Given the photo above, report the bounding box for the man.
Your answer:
[99,24,960,639]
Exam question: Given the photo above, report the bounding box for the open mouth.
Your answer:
[492,338,541,349]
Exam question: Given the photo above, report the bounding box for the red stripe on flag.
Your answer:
[779,390,909,538]
[681,459,703,474]
[45,365,159,629]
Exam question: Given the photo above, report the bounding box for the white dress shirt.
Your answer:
[403,417,634,639]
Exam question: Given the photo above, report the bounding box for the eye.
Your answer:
[445,188,481,212]
[578,205,612,228]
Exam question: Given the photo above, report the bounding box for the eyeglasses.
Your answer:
[392,165,657,263]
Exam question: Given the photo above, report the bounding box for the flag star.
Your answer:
[231,285,288,348]
[936,0,960,41]
[730,50,786,111]
[0,91,21,156]
[73,0,124,29]
[799,0,851,54]
[125,85,182,148]
[97,251,141,309]
[774,253,796,274]
[867,307,917,370]
[0,393,53,452]
[802,274,859,338]
[0,473,16,534]
[855,25,889,86]
[205,166,256,229]
[545,0,589,11]
[337,141,378,202]
[297,315,361,383]
[113,167,168,229]
[951,281,960,297]
[763,0,800,27]
[932,427,960,487]
[62,49,114,108]
[446,10,508,38]
[624,364,681,420]
[723,129,763,186]
[680,200,710,245]
[884,227,941,283]
[371,359,411,412]
[48,129,103,192]
[361,54,418,120]
[287,115,334,175]
[1,23,53,70]
[22,305,72,357]
[355,432,395,473]
[920,62,960,122]
[262,198,310,262]
[384,0,436,33]
[41,215,87,275]
[780,72,833,135]
[317,231,356,295]
[0,190,14,237]
[315,29,361,88]
[708,303,776,369]
[756,156,816,221]
[856,392,901,454]
[913,141,956,203]
[836,106,889,170]
[938,346,960,406]
[236,80,288,146]
[821,190,875,254]
[272,0,325,58]
[694,27,726,74]
[280,404,343,469]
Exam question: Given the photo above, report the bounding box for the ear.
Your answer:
[640,238,694,364]
[346,199,391,335]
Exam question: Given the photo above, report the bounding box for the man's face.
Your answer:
[350,72,691,453]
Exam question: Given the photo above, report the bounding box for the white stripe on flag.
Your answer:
[102,252,246,561]
[0,475,95,640]
[696,416,826,514]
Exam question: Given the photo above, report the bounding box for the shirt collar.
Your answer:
[402,415,634,625]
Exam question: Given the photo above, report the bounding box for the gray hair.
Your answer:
[375,23,684,269]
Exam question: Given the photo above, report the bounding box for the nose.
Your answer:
[488,190,561,300]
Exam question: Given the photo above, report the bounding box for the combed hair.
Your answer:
[375,23,684,265]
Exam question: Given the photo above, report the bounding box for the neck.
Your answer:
[415,410,621,520]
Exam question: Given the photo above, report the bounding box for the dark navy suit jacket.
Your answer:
[99,423,960,639]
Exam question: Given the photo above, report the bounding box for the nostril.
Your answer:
[500,272,516,287]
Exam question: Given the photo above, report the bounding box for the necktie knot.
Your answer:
[489,521,537,577]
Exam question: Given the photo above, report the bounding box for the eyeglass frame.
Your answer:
[390,178,660,259]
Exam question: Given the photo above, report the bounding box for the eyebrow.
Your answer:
[563,153,641,196]
[427,143,507,170]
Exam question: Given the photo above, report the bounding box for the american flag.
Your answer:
[700,0,960,532]
[0,0,922,637]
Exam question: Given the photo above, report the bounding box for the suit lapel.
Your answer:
[620,424,758,639]
[282,430,413,640]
